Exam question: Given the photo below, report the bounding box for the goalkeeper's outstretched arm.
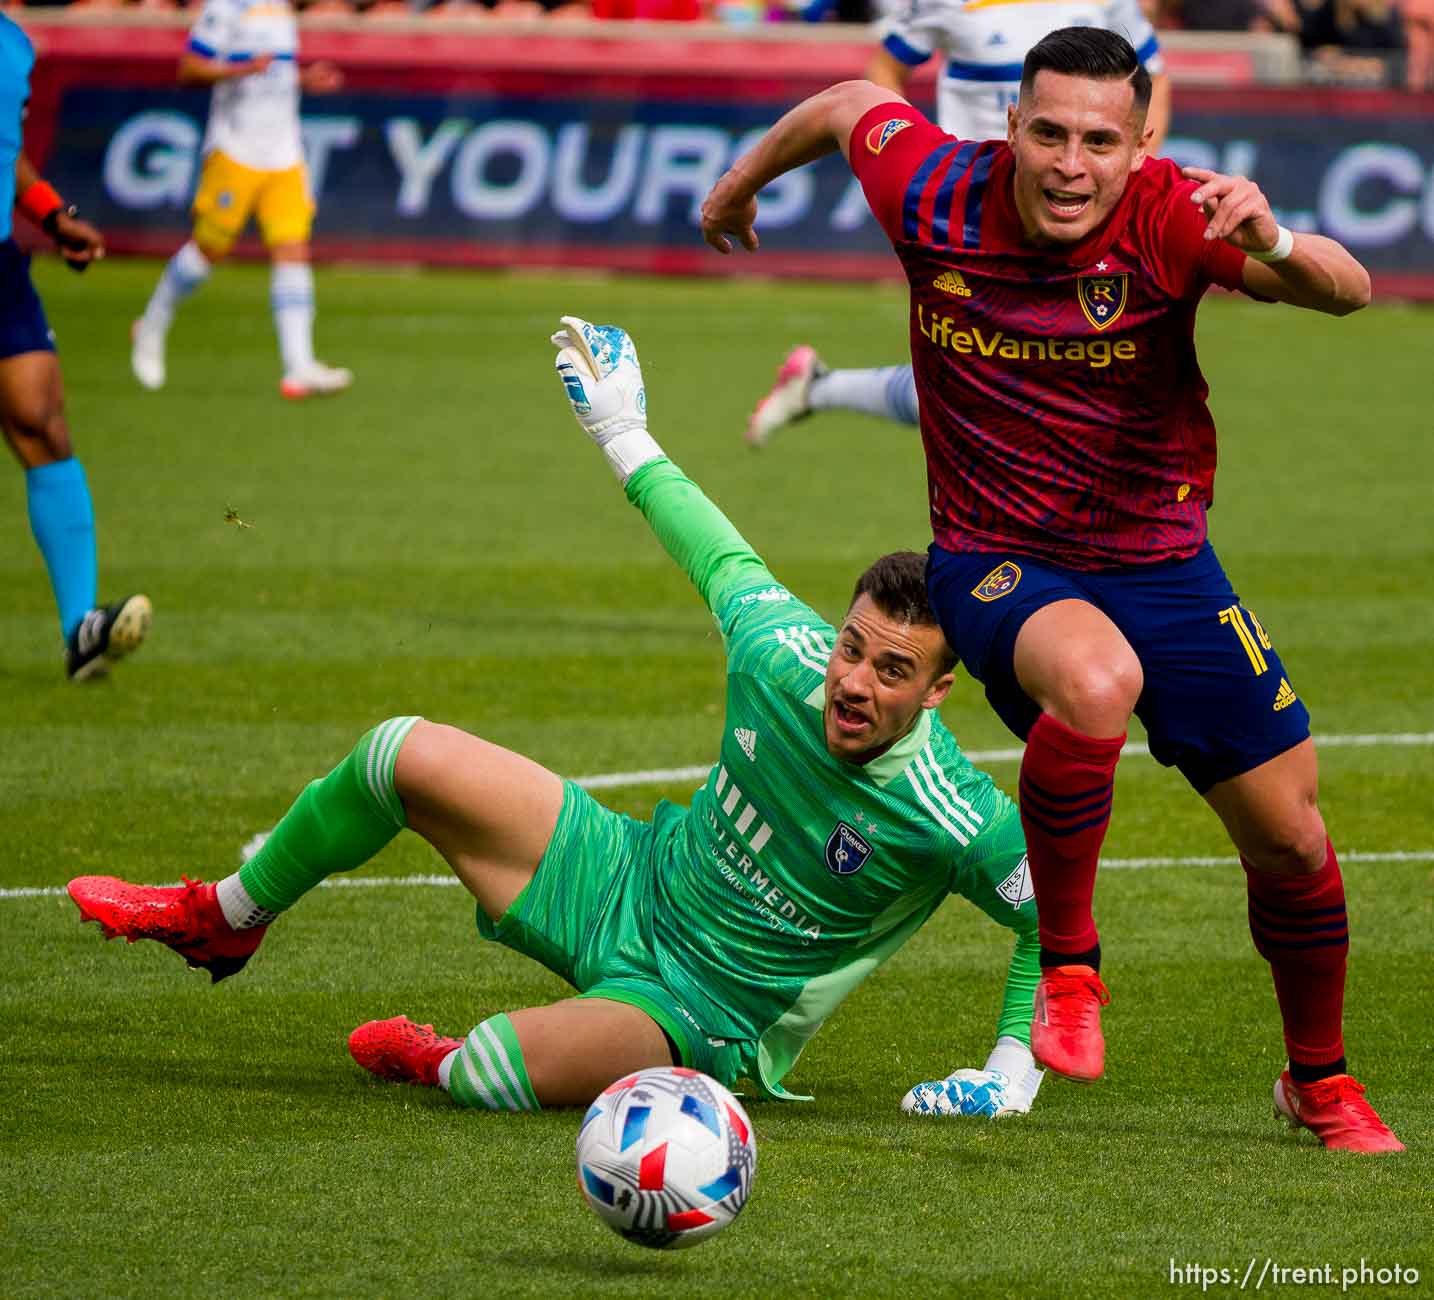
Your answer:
[551,317,775,615]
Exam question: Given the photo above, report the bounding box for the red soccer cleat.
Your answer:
[1031,964,1110,1083]
[1273,1071,1405,1153]
[67,874,267,983]
[745,345,824,449]
[349,1016,463,1088]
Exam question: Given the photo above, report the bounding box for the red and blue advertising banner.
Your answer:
[18,18,1434,296]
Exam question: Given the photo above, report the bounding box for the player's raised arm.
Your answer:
[701,80,909,255]
[1183,166,1371,316]
[551,317,774,614]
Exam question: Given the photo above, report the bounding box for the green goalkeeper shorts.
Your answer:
[474,780,753,1088]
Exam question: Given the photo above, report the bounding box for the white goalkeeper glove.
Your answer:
[900,1037,1044,1119]
[550,315,663,484]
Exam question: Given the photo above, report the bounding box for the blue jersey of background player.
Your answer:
[1,13,150,680]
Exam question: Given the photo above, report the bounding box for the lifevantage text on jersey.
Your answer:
[917,303,1138,369]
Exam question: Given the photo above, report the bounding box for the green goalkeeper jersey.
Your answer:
[627,459,1038,1099]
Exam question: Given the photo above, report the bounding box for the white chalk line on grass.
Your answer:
[572,730,1434,791]
[5,853,1432,903]
[5,729,1430,902]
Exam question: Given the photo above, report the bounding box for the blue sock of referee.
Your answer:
[26,456,97,641]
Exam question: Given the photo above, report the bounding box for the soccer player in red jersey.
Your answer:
[699,26,1402,1152]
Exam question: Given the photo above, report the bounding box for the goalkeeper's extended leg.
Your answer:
[68,717,422,980]
[68,718,563,982]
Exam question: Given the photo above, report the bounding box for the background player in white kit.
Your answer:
[745,0,1169,446]
[131,0,351,400]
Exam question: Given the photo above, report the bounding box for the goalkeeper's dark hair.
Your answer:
[1020,26,1152,116]
[850,552,957,676]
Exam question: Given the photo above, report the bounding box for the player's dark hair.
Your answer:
[850,552,957,676]
[1020,26,1152,116]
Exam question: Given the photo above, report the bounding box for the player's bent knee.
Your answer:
[4,405,69,459]
[1243,813,1328,875]
[392,719,467,801]
[192,221,236,263]
[1050,657,1143,735]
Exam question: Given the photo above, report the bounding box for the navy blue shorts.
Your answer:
[0,239,56,360]
[927,542,1312,793]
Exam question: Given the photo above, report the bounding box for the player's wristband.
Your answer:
[1247,225,1295,264]
[17,180,64,228]
[41,204,80,240]
[600,428,664,486]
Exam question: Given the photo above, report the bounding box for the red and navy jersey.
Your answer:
[849,104,1257,570]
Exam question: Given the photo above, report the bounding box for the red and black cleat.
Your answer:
[348,1016,463,1088]
[67,874,267,983]
[1032,964,1111,1083]
[1274,1071,1405,1153]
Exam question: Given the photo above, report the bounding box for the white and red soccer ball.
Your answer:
[576,1066,757,1249]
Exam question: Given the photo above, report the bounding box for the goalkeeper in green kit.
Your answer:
[69,318,1042,1120]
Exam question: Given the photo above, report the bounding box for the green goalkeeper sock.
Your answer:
[237,716,421,915]
[443,1013,540,1112]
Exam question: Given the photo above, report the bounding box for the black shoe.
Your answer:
[66,594,153,681]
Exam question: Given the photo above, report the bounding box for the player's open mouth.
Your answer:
[832,699,871,733]
[1044,189,1091,218]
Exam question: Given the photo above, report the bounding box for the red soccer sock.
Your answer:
[1019,713,1125,961]
[1244,840,1348,1071]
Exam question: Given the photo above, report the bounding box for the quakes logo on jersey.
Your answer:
[825,821,873,875]
[1077,271,1130,331]
[866,118,913,155]
[972,560,1022,603]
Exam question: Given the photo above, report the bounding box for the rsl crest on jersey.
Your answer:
[972,560,1021,602]
[1077,271,1130,331]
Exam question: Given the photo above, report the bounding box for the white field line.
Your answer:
[6,849,1433,902]
[5,729,1429,902]
[573,730,1434,791]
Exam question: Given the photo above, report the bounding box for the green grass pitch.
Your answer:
[2,258,1431,1298]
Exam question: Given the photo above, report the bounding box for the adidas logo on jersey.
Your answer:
[932,270,972,298]
[1273,678,1298,711]
[734,728,758,762]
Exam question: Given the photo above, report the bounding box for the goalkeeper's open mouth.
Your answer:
[830,696,873,735]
